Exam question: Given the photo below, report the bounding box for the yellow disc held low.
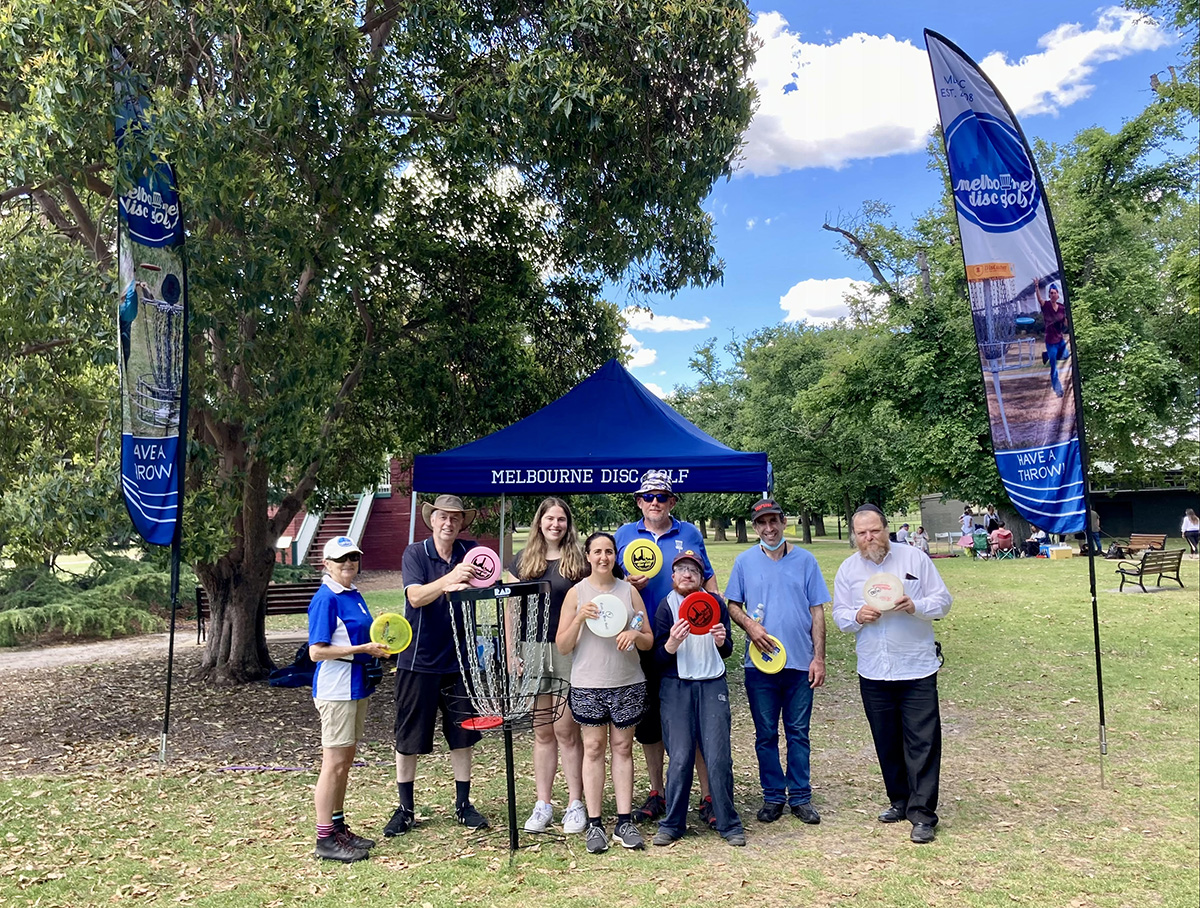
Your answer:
[748,634,787,674]
[370,613,413,654]
[622,540,662,579]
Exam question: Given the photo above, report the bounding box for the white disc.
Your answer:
[584,593,629,638]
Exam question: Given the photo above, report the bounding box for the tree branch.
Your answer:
[16,338,75,358]
[822,222,904,306]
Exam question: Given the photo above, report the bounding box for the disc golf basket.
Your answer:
[133,269,184,431]
[966,261,1036,445]
[448,580,566,852]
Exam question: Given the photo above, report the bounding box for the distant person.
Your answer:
[984,505,1000,533]
[1089,509,1101,555]
[1022,527,1046,558]
[614,469,719,827]
[307,536,391,862]
[1036,280,1068,398]
[557,532,654,853]
[504,498,588,835]
[1183,508,1200,557]
[988,522,1014,556]
[385,495,491,838]
[833,505,952,845]
[958,508,975,552]
[912,526,930,555]
[726,499,829,827]
[896,524,911,545]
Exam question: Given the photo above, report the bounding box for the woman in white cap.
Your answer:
[307,535,390,862]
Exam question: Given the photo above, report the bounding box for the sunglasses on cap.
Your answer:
[640,493,671,503]
[329,552,360,563]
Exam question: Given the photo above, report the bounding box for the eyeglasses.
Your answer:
[640,493,671,503]
[673,564,702,575]
[329,552,360,563]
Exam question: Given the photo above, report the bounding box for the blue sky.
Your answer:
[615,2,1182,396]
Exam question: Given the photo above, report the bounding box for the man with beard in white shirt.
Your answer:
[833,504,951,845]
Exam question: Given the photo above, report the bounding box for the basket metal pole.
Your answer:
[504,724,519,852]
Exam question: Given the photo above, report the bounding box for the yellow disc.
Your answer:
[370,612,413,654]
[748,634,787,674]
[622,540,662,579]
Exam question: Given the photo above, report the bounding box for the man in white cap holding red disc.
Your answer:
[832,503,952,844]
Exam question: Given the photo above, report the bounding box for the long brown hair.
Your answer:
[517,497,585,582]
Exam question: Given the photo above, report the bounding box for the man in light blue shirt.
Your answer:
[725,498,829,826]
[833,504,952,845]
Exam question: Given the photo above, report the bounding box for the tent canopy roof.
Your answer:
[412,359,769,494]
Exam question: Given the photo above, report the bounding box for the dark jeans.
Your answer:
[658,676,742,837]
[744,666,814,806]
[859,672,942,826]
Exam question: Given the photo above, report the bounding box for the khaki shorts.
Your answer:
[315,697,369,748]
[520,640,572,695]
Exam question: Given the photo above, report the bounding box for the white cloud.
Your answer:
[779,277,871,324]
[621,307,711,333]
[746,218,757,230]
[642,381,666,399]
[741,6,1172,175]
[623,332,657,368]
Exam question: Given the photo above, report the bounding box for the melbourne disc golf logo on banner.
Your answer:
[114,49,187,547]
[926,30,1085,536]
[944,111,1041,233]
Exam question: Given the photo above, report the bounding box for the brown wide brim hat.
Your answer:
[420,494,477,531]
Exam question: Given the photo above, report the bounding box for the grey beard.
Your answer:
[859,540,890,564]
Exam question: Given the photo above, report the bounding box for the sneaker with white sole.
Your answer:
[585,825,609,854]
[613,820,645,850]
[561,799,587,834]
[524,800,554,832]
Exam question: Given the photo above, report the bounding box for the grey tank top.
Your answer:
[568,577,644,689]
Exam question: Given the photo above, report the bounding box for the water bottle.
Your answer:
[751,603,765,623]
[629,613,644,631]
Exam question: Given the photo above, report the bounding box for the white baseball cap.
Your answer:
[322,536,362,560]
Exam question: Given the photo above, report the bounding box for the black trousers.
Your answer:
[859,672,941,826]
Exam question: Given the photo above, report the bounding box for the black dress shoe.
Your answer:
[756,801,785,823]
[878,803,906,824]
[910,823,936,844]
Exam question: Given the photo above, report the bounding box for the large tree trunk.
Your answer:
[194,458,282,684]
[734,517,748,544]
[713,517,728,541]
[843,491,855,547]
[813,513,827,537]
[799,511,813,545]
[698,518,707,539]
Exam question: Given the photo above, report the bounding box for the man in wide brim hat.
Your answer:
[420,494,477,531]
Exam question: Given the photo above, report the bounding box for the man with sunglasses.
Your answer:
[385,494,491,838]
[615,470,718,825]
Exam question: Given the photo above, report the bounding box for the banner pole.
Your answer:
[161,536,181,762]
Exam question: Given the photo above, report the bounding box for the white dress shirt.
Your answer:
[833,543,952,681]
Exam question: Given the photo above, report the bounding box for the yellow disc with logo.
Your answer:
[370,613,413,654]
[748,634,787,674]
[622,540,662,579]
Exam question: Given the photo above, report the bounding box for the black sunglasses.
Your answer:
[640,493,671,503]
[329,552,360,563]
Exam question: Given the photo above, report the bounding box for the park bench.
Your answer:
[195,579,324,643]
[1124,533,1167,556]
[1115,549,1186,593]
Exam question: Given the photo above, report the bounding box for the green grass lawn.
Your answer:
[1,539,1196,908]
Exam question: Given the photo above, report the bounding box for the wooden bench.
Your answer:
[196,579,324,643]
[1124,533,1167,556]
[1115,549,1186,593]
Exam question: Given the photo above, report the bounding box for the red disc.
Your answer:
[460,716,504,731]
[680,591,719,634]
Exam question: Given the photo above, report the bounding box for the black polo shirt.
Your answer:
[399,537,474,674]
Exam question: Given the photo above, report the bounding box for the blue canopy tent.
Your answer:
[408,358,770,544]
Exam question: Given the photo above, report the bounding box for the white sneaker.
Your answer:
[561,799,587,834]
[524,800,554,832]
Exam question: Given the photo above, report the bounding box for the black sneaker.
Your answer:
[613,820,645,850]
[383,805,415,837]
[314,834,368,863]
[756,801,785,823]
[697,795,717,829]
[455,801,491,830]
[337,826,376,850]
[632,791,666,823]
[878,803,906,824]
[791,802,821,825]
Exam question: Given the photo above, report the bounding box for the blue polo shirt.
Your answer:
[614,518,714,623]
[400,537,475,674]
[308,578,374,700]
[725,543,830,672]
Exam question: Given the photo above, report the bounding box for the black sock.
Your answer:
[588,816,603,829]
[617,812,632,826]
[455,780,471,808]
[397,781,414,812]
[332,810,346,830]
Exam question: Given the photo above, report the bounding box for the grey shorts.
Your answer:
[520,640,572,695]
[569,682,646,728]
